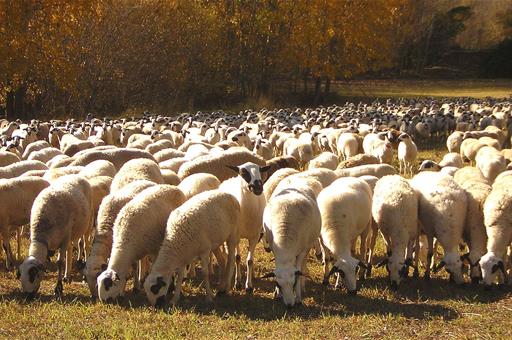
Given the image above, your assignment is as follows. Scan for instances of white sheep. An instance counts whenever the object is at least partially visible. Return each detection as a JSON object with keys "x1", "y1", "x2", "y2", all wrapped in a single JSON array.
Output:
[
  {"x1": 446, "y1": 131, "x2": 464, "y2": 153},
  {"x1": 0, "y1": 150, "x2": 20, "y2": 167},
  {"x1": 144, "y1": 190, "x2": 241, "y2": 306},
  {"x1": 409, "y1": 172, "x2": 467, "y2": 283},
  {"x1": 21, "y1": 140, "x2": 51, "y2": 160},
  {"x1": 460, "y1": 138, "x2": 485, "y2": 164},
  {"x1": 397, "y1": 133, "x2": 417, "y2": 176},
  {"x1": 219, "y1": 162, "x2": 269, "y2": 293},
  {"x1": 78, "y1": 160, "x2": 117, "y2": 179},
  {"x1": 85, "y1": 180, "x2": 156, "y2": 297},
  {"x1": 18, "y1": 175, "x2": 94, "y2": 297},
  {"x1": 110, "y1": 158, "x2": 163, "y2": 192},
  {"x1": 475, "y1": 146, "x2": 506, "y2": 182},
  {"x1": 0, "y1": 160, "x2": 48, "y2": 179},
  {"x1": 480, "y1": 176, "x2": 512, "y2": 287},
  {"x1": 97, "y1": 185, "x2": 185, "y2": 302},
  {"x1": 177, "y1": 173, "x2": 220, "y2": 200},
  {"x1": 262, "y1": 177, "x2": 322, "y2": 307},
  {"x1": 453, "y1": 167, "x2": 491, "y2": 283},
  {"x1": 336, "y1": 133, "x2": 359, "y2": 160},
  {"x1": 0, "y1": 176, "x2": 49, "y2": 270},
  {"x1": 308, "y1": 152, "x2": 339, "y2": 170},
  {"x1": 27, "y1": 147, "x2": 63, "y2": 164},
  {"x1": 336, "y1": 163, "x2": 397, "y2": 178},
  {"x1": 372, "y1": 175, "x2": 419, "y2": 290},
  {"x1": 318, "y1": 177, "x2": 372, "y2": 294},
  {"x1": 70, "y1": 148, "x2": 155, "y2": 170},
  {"x1": 263, "y1": 167, "x2": 299, "y2": 202}
]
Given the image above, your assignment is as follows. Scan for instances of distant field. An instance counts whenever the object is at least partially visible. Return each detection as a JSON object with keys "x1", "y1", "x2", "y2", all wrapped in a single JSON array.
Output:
[{"x1": 332, "y1": 79, "x2": 512, "y2": 99}]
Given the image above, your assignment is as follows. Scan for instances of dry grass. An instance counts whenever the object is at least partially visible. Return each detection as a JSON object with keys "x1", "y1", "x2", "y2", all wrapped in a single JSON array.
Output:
[{"x1": 1, "y1": 142, "x2": 511, "y2": 339}]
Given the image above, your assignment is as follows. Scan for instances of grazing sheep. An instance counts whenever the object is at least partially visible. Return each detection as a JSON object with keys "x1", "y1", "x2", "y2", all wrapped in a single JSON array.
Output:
[
  {"x1": 70, "y1": 148, "x2": 155, "y2": 170},
  {"x1": 336, "y1": 154, "x2": 379, "y2": 169},
  {"x1": 178, "y1": 148, "x2": 265, "y2": 181},
  {"x1": 336, "y1": 164, "x2": 397, "y2": 178},
  {"x1": 480, "y1": 176, "x2": 512, "y2": 287},
  {"x1": 85, "y1": 180, "x2": 156, "y2": 297},
  {"x1": 0, "y1": 151, "x2": 21, "y2": 167},
  {"x1": 262, "y1": 177, "x2": 322, "y2": 307},
  {"x1": 97, "y1": 185, "x2": 185, "y2": 302},
  {"x1": 460, "y1": 138, "x2": 485, "y2": 164},
  {"x1": 177, "y1": 173, "x2": 220, "y2": 200},
  {"x1": 410, "y1": 172, "x2": 467, "y2": 283},
  {"x1": 453, "y1": 167, "x2": 492, "y2": 283},
  {"x1": 308, "y1": 152, "x2": 339, "y2": 171},
  {"x1": 397, "y1": 133, "x2": 417, "y2": 176},
  {"x1": 110, "y1": 158, "x2": 163, "y2": 192},
  {"x1": 475, "y1": 146, "x2": 506, "y2": 182},
  {"x1": 18, "y1": 175, "x2": 94, "y2": 297},
  {"x1": 260, "y1": 155, "x2": 300, "y2": 182},
  {"x1": 263, "y1": 167, "x2": 300, "y2": 202},
  {"x1": 144, "y1": 190, "x2": 241, "y2": 306},
  {"x1": 318, "y1": 177, "x2": 372, "y2": 294},
  {"x1": 0, "y1": 177, "x2": 49, "y2": 270},
  {"x1": 419, "y1": 153, "x2": 464, "y2": 172},
  {"x1": 0, "y1": 160, "x2": 48, "y2": 179},
  {"x1": 372, "y1": 175, "x2": 419, "y2": 290}
]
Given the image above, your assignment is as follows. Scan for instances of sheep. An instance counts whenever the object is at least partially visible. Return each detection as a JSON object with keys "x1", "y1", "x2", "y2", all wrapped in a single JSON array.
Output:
[
  {"x1": 160, "y1": 169, "x2": 181, "y2": 186},
  {"x1": 493, "y1": 170, "x2": 512, "y2": 185},
  {"x1": 262, "y1": 177, "x2": 322, "y2": 307},
  {"x1": 336, "y1": 133, "x2": 359, "y2": 160},
  {"x1": 110, "y1": 158, "x2": 163, "y2": 192},
  {"x1": 337, "y1": 154, "x2": 379, "y2": 169},
  {"x1": 397, "y1": 133, "x2": 417, "y2": 176},
  {"x1": 289, "y1": 168, "x2": 337, "y2": 189},
  {"x1": 475, "y1": 146, "x2": 506, "y2": 182},
  {"x1": 318, "y1": 177, "x2": 372, "y2": 294},
  {"x1": 49, "y1": 155, "x2": 75, "y2": 168},
  {"x1": 20, "y1": 170, "x2": 47, "y2": 178},
  {"x1": 419, "y1": 153, "x2": 464, "y2": 172},
  {"x1": 409, "y1": 172, "x2": 467, "y2": 283},
  {"x1": 453, "y1": 167, "x2": 492, "y2": 283},
  {"x1": 260, "y1": 155, "x2": 300, "y2": 182},
  {"x1": 336, "y1": 164, "x2": 397, "y2": 178},
  {"x1": 153, "y1": 148, "x2": 185, "y2": 163},
  {"x1": 480, "y1": 176, "x2": 512, "y2": 287},
  {"x1": 27, "y1": 147, "x2": 63, "y2": 164},
  {"x1": 0, "y1": 176, "x2": 49, "y2": 270},
  {"x1": 18, "y1": 175, "x2": 94, "y2": 297},
  {"x1": 479, "y1": 136, "x2": 501, "y2": 150},
  {"x1": 78, "y1": 160, "x2": 117, "y2": 179},
  {"x1": 144, "y1": 190, "x2": 241, "y2": 306},
  {"x1": 159, "y1": 157, "x2": 188, "y2": 173},
  {"x1": 263, "y1": 167, "x2": 300, "y2": 202},
  {"x1": 97, "y1": 185, "x2": 185, "y2": 302},
  {"x1": 145, "y1": 140, "x2": 174, "y2": 155},
  {"x1": 284, "y1": 138, "x2": 314, "y2": 167},
  {"x1": 446, "y1": 131, "x2": 464, "y2": 153},
  {"x1": 43, "y1": 166, "x2": 84, "y2": 182},
  {"x1": 85, "y1": 180, "x2": 157, "y2": 297},
  {"x1": 253, "y1": 137, "x2": 273, "y2": 160},
  {"x1": 460, "y1": 138, "x2": 485, "y2": 163},
  {"x1": 0, "y1": 160, "x2": 48, "y2": 179},
  {"x1": 372, "y1": 175, "x2": 419, "y2": 290},
  {"x1": 177, "y1": 173, "x2": 220, "y2": 200},
  {"x1": 219, "y1": 162, "x2": 269, "y2": 293},
  {"x1": 70, "y1": 148, "x2": 155, "y2": 170},
  {"x1": 21, "y1": 140, "x2": 51, "y2": 160},
  {"x1": 177, "y1": 148, "x2": 265, "y2": 181},
  {"x1": 0, "y1": 151, "x2": 20, "y2": 167},
  {"x1": 308, "y1": 152, "x2": 339, "y2": 171}
]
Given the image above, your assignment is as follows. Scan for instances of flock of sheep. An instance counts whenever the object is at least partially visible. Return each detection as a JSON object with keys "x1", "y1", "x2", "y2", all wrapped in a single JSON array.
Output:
[{"x1": 0, "y1": 98, "x2": 511, "y2": 308}]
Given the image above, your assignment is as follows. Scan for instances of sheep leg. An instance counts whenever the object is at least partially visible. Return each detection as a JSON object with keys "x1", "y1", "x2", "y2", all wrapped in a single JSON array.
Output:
[
  {"x1": 63, "y1": 244, "x2": 73, "y2": 283},
  {"x1": 55, "y1": 247, "x2": 66, "y2": 297},
  {"x1": 200, "y1": 253, "x2": 213, "y2": 302},
  {"x1": 412, "y1": 234, "x2": 420, "y2": 278},
  {"x1": 234, "y1": 245, "x2": 243, "y2": 290},
  {"x1": 170, "y1": 270, "x2": 185, "y2": 305},
  {"x1": 245, "y1": 237, "x2": 258, "y2": 294},
  {"x1": 313, "y1": 239, "x2": 323, "y2": 261},
  {"x1": 16, "y1": 227, "x2": 22, "y2": 262},
  {"x1": 358, "y1": 229, "x2": 369, "y2": 280},
  {"x1": 1, "y1": 229, "x2": 14, "y2": 271},
  {"x1": 295, "y1": 251, "x2": 307, "y2": 304},
  {"x1": 220, "y1": 241, "x2": 236, "y2": 295},
  {"x1": 365, "y1": 220, "x2": 378, "y2": 278},
  {"x1": 424, "y1": 235, "x2": 435, "y2": 280},
  {"x1": 399, "y1": 160, "x2": 403, "y2": 175}
]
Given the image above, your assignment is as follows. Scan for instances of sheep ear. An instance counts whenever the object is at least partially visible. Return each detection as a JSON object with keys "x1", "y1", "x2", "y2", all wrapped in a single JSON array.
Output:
[
  {"x1": 260, "y1": 272, "x2": 276, "y2": 279},
  {"x1": 226, "y1": 165, "x2": 239, "y2": 173},
  {"x1": 259, "y1": 165, "x2": 271, "y2": 173}
]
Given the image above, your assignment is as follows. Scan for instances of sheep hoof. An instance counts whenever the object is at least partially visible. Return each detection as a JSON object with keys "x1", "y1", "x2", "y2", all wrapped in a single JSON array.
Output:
[
  {"x1": 54, "y1": 281, "x2": 63, "y2": 297},
  {"x1": 245, "y1": 287, "x2": 254, "y2": 295}
]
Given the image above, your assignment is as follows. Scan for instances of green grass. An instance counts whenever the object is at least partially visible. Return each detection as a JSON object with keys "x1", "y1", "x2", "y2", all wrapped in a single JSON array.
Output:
[{"x1": 1, "y1": 143, "x2": 511, "y2": 339}]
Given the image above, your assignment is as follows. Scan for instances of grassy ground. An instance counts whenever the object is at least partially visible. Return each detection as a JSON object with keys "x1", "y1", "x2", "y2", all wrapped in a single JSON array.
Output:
[
  {"x1": 1, "y1": 142, "x2": 511, "y2": 339},
  {"x1": 332, "y1": 79, "x2": 512, "y2": 99}
]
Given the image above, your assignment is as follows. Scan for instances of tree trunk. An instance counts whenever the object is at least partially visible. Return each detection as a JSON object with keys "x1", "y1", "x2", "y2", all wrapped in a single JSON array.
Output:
[
  {"x1": 6, "y1": 90, "x2": 14, "y2": 120},
  {"x1": 325, "y1": 78, "x2": 331, "y2": 95},
  {"x1": 14, "y1": 86, "x2": 26, "y2": 120},
  {"x1": 314, "y1": 77, "x2": 322, "y2": 105},
  {"x1": 303, "y1": 75, "x2": 308, "y2": 94}
]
